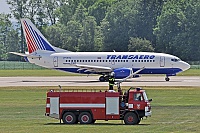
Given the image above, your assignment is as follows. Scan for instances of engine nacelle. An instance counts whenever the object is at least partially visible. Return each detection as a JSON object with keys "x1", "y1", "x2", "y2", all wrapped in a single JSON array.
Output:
[{"x1": 113, "y1": 68, "x2": 133, "y2": 79}]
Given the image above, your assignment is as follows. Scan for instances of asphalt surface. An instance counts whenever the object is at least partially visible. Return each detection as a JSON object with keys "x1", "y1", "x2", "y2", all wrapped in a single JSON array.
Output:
[{"x1": 0, "y1": 76, "x2": 200, "y2": 87}]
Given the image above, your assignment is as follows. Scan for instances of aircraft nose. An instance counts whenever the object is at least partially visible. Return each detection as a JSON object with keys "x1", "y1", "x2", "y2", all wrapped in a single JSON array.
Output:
[{"x1": 181, "y1": 61, "x2": 190, "y2": 71}]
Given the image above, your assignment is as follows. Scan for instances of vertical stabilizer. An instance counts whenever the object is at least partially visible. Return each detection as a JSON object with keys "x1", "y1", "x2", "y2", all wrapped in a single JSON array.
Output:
[{"x1": 21, "y1": 18, "x2": 69, "y2": 53}]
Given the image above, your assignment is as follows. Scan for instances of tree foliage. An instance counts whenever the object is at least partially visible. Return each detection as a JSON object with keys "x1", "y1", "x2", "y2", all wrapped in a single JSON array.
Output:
[
  {"x1": 0, "y1": 13, "x2": 20, "y2": 61},
  {"x1": 101, "y1": 0, "x2": 141, "y2": 51},
  {"x1": 128, "y1": 37, "x2": 154, "y2": 52},
  {"x1": 154, "y1": 0, "x2": 200, "y2": 61},
  {"x1": 0, "y1": 0, "x2": 199, "y2": 61}
]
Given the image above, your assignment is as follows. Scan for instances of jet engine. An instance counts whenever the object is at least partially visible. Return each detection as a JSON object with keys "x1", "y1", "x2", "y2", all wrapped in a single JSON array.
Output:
[{"x1": 113, "y1": 68, "x2": 133, "y2": 79}]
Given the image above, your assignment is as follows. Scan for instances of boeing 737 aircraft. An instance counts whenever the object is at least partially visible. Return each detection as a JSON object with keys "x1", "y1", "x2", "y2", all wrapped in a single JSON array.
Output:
[{"x1": 10, "y1": 18, "x2": 190, "y2": 81}]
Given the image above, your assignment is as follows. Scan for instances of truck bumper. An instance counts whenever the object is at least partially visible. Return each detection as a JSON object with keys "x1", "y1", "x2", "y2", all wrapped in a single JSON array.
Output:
[{"x1": 145, "y1": 111, "x2": 152, "y2": 117}]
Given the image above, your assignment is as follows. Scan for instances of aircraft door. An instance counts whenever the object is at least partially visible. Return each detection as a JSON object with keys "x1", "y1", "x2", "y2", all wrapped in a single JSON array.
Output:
[
  {"x1": 160, "y1": 56, "x2": 165, "y2": 67},
  {"x1": 53, "y1": 56, "x2": 58, "y2": 67}
]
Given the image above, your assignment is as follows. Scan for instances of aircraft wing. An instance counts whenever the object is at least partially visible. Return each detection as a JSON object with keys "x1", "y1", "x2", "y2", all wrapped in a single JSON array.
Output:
[
  {"x1": 9, "y1": 52, "x2": 41, "y2": 59},
  {"x1": 73, "y1": 64, "x2": 112, "y2": 73},
  {"x1": 117, "y1": 66, "x2": 145, "y2": 84}
]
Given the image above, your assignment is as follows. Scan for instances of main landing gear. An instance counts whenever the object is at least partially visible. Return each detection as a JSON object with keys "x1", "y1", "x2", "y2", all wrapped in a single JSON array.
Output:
[{"x1": 99, "y1": 75, "x2": 109, "y2": 82}]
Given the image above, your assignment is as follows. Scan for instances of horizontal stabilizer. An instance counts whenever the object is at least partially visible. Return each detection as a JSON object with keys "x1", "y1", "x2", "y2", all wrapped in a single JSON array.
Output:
[{"x1": 9, "y1": 52, "x2": 41, "y2": 59}]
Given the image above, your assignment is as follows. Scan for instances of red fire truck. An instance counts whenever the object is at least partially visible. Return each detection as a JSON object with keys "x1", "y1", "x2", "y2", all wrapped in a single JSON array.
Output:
[{"x1": 45, "y1": 87, "x2": 152, "y2": 125}]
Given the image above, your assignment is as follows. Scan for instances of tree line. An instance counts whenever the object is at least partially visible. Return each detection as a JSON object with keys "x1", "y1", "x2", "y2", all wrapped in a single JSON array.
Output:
[{"x1": 0, "y1": 0, "x2": 200, "y2": 61}]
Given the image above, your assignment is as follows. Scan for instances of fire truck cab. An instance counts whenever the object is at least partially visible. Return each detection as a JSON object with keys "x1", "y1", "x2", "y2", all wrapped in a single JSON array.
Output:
[{"x1": 45, "y1": 87, "x2": 152, "y2": 125}]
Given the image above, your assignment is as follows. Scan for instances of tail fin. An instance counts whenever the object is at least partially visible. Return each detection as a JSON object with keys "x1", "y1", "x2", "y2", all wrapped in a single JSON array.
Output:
[{"x1": 21, "y1": 18, "x2": 69, "y2": 53}]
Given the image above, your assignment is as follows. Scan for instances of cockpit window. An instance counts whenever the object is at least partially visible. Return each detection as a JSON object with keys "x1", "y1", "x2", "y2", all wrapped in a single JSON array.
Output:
[{"x1": 171, "y1": 58, "x2": 180, "y2": 62}]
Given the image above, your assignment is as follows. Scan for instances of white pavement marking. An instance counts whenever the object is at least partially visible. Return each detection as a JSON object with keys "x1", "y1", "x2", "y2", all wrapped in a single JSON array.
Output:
[{"x1": 0, "y1": 76, "x2": 200, "y2": 87}]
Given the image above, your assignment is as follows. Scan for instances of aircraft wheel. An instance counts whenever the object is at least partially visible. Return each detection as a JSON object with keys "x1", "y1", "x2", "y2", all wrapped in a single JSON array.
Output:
[
  {"x1": 99, "y1": 76, "x2": 105, "y2": 82},
  {"x1": 105, "y1": 76, "x2": 109, "y2": 82},
  {"x1": 165, "y1": 77, "x2": 170, "y2": 81}
]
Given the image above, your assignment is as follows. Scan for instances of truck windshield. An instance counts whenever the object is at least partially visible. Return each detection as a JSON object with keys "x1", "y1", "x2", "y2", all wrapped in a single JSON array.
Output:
[{"x1": 143, "y1": 92, "x2": 148, "y2": 101}]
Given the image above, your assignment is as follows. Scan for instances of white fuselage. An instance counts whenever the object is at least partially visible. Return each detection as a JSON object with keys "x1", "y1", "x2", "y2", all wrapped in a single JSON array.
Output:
[{"x1": 27, "y1": 51, "x2": 190, "y2": 76}]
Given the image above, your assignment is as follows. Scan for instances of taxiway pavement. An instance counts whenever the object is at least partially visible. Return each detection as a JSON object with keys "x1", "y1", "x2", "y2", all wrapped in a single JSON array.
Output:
[{"x1": 0, "y1": 76, "x2": 200, "y2": 87}]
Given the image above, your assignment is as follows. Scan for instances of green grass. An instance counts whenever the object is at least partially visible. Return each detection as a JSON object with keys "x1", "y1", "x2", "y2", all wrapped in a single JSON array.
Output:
[
  {"x1": 0, "y1": 86, "x2": 199, "y2": 133},
  {"x1": 177, "y1": 69, "x2": 200, "y2": 76},
  {"x1": 0, "y1": 68, "x2": 200, "y2": 77}
]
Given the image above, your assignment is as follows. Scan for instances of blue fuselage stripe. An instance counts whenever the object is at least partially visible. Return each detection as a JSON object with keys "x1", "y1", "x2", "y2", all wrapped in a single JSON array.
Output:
[{"x1": 55, "y1": 68, "x2": 182, "y2": 75}]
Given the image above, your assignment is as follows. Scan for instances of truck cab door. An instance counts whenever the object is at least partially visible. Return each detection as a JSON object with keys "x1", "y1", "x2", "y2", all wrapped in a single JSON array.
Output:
[
  {"x1": 133, "y1": 92, "x2": 146, "y2": 110},
  {"x1": 128, "y1": 92, "x2": 145, "y2": 110}
]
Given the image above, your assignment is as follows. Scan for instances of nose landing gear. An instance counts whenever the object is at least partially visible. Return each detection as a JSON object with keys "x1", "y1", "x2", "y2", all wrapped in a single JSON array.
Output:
[{"x1": 165, "y1": 76, "x2": 170, "y2": 81}]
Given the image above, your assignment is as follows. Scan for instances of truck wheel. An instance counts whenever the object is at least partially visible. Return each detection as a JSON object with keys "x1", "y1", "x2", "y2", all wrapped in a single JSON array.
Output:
[
  {"x1": 136, "y1": 118, "x2": 141, "y2": 124},
  {"x1": 91, "y1": 119, "x2": 96, "y2": 124},
  {"x1": 78, "y1": 112, "x2": 92, "y2": 124},
  {"x1": 62, "y1": 112, "x2": 77, "y2": 124},
  {"x1": 124, "y1": 112, "x2": 139, "y2": 125}
]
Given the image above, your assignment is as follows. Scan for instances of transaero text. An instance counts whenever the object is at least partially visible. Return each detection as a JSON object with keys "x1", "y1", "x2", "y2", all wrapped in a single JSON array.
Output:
[{"x1": 106, "y1": 55, "x2": 155, "y2": 60}]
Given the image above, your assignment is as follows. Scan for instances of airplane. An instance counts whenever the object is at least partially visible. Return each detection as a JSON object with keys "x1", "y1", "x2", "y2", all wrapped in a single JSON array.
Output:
[{"x1": 10, "y1": 18, "x2": 190, "y2": 82}]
